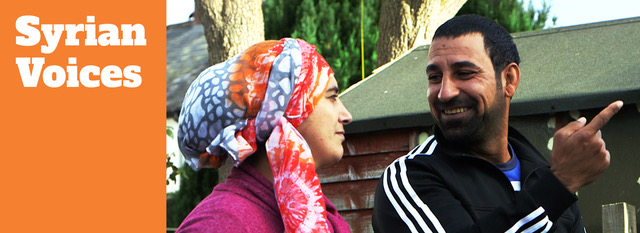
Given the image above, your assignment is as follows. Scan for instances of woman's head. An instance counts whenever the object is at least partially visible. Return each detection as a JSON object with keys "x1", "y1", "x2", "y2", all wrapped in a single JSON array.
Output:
[
  {"x1": 177, "y1": 38, "x2": 351, "y2": 168},
  {"x1": 297, "y1": 77, "x2": 352, "y2": 168},
  {"x1": 177, "y1": 38, "x2": 350, "y2": 232}
]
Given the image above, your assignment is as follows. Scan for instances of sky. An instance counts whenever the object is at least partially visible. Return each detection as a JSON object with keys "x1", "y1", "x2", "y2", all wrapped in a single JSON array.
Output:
[
  {"x1": 530, "y1": 0, "x2": 640, "y2": 27},
  {"x1": 166, "y1": 0, "x2": 195, "y2": 25},
  {"x1": 167, "y1": 0, "x2": 640, "y2": 28}
]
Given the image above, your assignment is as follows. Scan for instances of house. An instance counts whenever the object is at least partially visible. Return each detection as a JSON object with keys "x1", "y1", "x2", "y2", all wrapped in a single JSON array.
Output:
[
  {"x1": 333, "y1": 17, "x2": 640, "y2": 232},
  {"x1": 166, "y1": 22, "x2": 208, "y2": 121}
]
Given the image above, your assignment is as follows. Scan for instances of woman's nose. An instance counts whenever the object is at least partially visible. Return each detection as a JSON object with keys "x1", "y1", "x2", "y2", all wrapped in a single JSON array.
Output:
[{"x1": 338, "y1": 100, "x2": 352, "y2": 125}]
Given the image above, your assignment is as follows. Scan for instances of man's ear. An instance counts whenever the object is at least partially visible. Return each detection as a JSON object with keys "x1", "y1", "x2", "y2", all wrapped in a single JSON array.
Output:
[{"x1": 502, "y1": 62, "x2": 520, "y2": 98}]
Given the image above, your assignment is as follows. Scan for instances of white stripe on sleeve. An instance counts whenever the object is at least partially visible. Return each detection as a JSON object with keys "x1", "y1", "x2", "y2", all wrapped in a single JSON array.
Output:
[
  {"x1": 522, "y1": 214, "x2": 553, "y2": 233},
  {"x1": 382, "y1": 166, "x2": 420, "y2": 233},
  {"x1": 425, "y1": 140, "x2": 438, "y2": 155},
  {"x1": 506, "y1": 206, "x2": 546, "y2": 233},
  {"x1": 399, "y1": 157, "x2": 445, "y2": 232},
  {"x1": 409, "y1": 136, "x2": 434, "y2": 159},
  {"x1": 389, "y1": 159, "x2": 433, "y2": 232}
]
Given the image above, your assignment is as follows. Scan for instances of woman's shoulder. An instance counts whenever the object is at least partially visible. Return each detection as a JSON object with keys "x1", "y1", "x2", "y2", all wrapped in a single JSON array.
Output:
[
  {"x1": 176, "y1": 190, "x2": 284, "y2": 233},
  {"x1": 177, "y1": 207, "x2": 283, "y2": 233},
  {"x1": 198, "y1": 185, "x2": 276, "y2": 215}
]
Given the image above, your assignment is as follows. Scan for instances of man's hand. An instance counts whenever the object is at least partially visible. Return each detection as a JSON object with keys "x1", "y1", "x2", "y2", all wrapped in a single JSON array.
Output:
[{"x1": 550, "y1": 101, "x2": 623, "y2": 193}]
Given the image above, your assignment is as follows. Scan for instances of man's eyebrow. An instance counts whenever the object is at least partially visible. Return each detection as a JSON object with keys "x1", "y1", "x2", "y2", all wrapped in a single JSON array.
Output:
[
  {"x1": 451, "y1": 61, "x2": 480, "y2": 70},
  {"x1": 426, "y1": 64, "x2": 440, "y2": 72},
  {"x1": 427, "y1": 61, "x2": 480, "y2": 73}
]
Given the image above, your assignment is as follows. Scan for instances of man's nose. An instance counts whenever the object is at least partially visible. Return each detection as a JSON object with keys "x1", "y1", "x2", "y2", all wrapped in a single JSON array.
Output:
[{"x1": 437, "y1": 76, "x2": 459, "y2": 102}]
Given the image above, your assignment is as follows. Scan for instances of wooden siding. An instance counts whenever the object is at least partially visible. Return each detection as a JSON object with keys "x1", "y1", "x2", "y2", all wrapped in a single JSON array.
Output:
[
  {"x1": 317, "y1": 128, "x2": 416, "y2": 233},
  {"x1": 339, "y1": 209, "x2": 374, "y2": 233}
]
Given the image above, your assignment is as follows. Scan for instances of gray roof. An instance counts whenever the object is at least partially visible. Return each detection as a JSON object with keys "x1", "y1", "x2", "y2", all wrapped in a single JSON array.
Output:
[
  {"x1": 166, "y1": 22, "x2": 209, "y2": 117},
  {"x1": 340, "y1": 17, "x2": 640, "y2": 133}
]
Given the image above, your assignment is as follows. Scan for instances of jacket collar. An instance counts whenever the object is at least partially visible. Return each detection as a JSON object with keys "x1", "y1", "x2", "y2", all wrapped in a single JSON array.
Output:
[{"x1": 433, "y1": 125, "x2": 549, "y2": 167}]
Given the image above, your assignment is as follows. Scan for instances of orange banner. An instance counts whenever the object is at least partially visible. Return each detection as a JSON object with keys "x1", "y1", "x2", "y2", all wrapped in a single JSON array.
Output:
[{"x1": 1, "y1": 1, "x2": 166, "y2": 232}]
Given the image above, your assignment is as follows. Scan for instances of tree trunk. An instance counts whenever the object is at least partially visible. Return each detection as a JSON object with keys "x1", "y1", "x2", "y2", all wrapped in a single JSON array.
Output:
[
  {"x1": 376, "y1": 0, "x2": 467, "y2": 67},
  {"x1": 193, "y1": 0, "x2": 264, "y2": 184},
  {"x1": 195, "y1": 0, "x2": 265, "y2": 65}
]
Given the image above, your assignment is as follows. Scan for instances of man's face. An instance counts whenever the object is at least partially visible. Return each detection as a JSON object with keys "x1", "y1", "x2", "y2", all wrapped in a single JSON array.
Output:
[{"x1": 426, "y1": 33, "x2": 507, "y2": 143}]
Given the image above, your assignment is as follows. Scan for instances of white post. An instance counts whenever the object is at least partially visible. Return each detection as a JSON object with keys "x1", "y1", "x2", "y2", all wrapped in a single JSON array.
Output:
[{"x1": 602, "y1": 202, "x2": 637, "y2": 233}]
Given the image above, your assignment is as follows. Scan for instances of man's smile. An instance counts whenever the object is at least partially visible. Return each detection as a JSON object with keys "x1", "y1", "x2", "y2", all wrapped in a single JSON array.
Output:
[{"x1": 443, "y1": 107, "x2": 470, "y2": 115}]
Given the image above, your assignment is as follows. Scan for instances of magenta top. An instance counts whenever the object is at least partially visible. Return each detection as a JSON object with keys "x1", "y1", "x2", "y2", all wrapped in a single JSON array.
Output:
[{"x1": 176, "y1": 162, "x2": 351, "y2": 233}]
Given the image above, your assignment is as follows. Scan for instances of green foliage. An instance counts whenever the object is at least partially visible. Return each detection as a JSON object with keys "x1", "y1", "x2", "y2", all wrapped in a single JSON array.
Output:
[
  {"x1": 263, "y1": 0, "x2": 380, "y2": 91},
  {"x1": 166, "y1": 125, "x2": 182, "y2": 185},
  {"x1": 263, "y1": 0, "x2": 299, "y2": 40},
  {"x1": 167, "y1": 165, "x2": 218, "y2": 228},
  {"x1": 457, "y1": 0, "x2": 558, "y2": 32},
  {"x1": 291, "y1": 0, "x2": 319, "y2": 46},
  {"x1": 166, "y1": 125, "x2": 218, "y2": 228}
]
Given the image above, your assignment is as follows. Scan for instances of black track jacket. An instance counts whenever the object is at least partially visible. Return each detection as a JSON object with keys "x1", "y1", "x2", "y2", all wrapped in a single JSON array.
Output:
[{"x1": 372, "y1": 126, "x2": 585, "y2": 233}]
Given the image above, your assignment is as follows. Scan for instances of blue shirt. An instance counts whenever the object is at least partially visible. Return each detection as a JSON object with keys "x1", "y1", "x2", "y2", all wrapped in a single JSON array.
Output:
[{"x1": 494, "y1": 144, "x2": 521, "y2": 191}]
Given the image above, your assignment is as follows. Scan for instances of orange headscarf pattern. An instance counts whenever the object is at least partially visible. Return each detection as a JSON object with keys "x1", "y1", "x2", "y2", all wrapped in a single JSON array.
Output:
[{"x1": 178, "y1": 38, "x2": 334, "y2": 232}]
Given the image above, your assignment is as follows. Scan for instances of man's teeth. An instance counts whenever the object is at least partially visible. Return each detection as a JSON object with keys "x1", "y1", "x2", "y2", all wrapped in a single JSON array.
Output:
[{"x1": 444, "y1": 108, "x2": 468, "y2": 115}]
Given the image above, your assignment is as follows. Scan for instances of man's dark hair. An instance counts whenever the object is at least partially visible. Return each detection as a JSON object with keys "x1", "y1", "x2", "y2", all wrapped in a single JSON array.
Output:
[{"x1": 433, "y1": 14, "x2": 520, "y2": 76}]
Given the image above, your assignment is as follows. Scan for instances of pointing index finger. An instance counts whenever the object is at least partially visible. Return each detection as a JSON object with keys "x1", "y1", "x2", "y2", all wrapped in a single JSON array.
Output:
[{"x1": 583, "y1": 101, "x2": 623, "y2": 133}]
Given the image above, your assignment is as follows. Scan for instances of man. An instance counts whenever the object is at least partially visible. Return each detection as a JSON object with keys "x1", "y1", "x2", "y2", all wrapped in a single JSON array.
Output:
[{"x1": 372, "y1": 15, "x2": 623, "y2": 233}]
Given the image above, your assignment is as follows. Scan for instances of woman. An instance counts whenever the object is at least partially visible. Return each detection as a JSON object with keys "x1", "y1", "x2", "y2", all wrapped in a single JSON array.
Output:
[{"x1": 176, "y1": 38, "x2": 352, "y2": 233}]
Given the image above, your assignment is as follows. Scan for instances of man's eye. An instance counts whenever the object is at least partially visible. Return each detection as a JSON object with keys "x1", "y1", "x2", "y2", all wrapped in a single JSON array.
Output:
[
  {"x1": 428, "y1": 75, "x2": 442, "y2": 83},
  {"x1": 457, "y1": 71, "x2": 476, "y2": 79},
  {"x1": 328, "y1": 94, "x2": 339, "y2": 100}
]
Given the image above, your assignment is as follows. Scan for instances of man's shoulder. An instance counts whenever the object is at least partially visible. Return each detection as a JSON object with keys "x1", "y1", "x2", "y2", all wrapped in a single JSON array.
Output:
[
  {"x1": 408, "y1": 135, "x2": 441, "y2": 158},
  {"x1": 385, "y1": 135, "x2": 447, "y2": 171}
]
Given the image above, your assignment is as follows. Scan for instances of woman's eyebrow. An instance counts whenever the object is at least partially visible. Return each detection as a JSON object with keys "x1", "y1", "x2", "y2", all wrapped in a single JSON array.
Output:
[{"x1": 325, "y1": 86, "x2": 339, "y2": 93}]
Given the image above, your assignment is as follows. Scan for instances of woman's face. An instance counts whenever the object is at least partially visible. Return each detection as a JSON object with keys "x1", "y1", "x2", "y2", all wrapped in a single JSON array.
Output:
[{"x1": 297, "y1": 77, "x2": 352, "y2": 169}]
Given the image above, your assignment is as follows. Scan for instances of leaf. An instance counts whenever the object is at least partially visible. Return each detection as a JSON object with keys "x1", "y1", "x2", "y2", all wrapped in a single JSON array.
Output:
[{"x1": 166, "y1": 128, "x2": 174, "y2": 138}]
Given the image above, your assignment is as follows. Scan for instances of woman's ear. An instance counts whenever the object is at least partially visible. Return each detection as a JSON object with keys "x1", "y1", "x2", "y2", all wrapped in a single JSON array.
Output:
[{"x1": 502, "y1": 62, "x2": 520, "y2": 98}]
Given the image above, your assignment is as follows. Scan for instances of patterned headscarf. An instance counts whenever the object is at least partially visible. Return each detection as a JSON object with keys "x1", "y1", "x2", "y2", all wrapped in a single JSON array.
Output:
[{"x1": 178, "y1": 38, "x2": 333, "y2": 232}]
